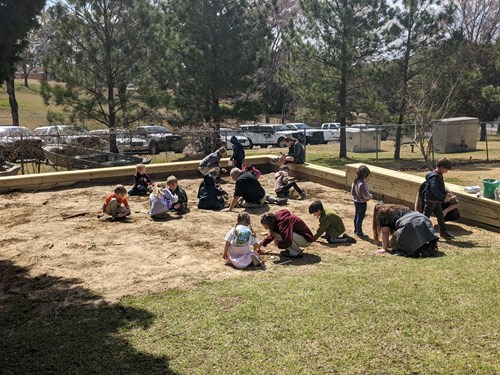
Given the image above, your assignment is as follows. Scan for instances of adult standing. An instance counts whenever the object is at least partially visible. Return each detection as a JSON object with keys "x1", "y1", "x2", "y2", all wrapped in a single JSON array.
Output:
[
  {"x1": 222, "y1": 168, "x2": 286, "y2": 212},
  {"x1": 198, "y1": 147, "x2": 227, "y2": 176},
  {"x1": 279, "y1": 135, "x2": 305, "y2": 165},
  {"x1": 229, "y1": 135, "x2": 245, "y2": 169},
  {"x1": 259, "y1": 209, "x2": 314, "y2": 258}
]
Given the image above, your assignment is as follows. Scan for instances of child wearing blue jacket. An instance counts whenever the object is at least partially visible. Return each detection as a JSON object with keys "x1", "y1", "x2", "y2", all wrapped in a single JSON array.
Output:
[
  {"x1": 197, "y1": 173, "x2": 227, "y2": 210},
  {"x1": 230, "y1": 135, "x2": 245, "y2": 169}
]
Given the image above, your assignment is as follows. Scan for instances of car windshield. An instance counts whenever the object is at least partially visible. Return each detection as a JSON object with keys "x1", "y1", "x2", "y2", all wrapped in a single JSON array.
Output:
[
  {"x1": 293, "y1": 123, "x2": 309, "y2": 129},
  {"x1": 273, "y1": 125, "x2": 288, "y2": 131},
  {"x1": 0, "y1": 127, "x2": 33, "y2": 137}
]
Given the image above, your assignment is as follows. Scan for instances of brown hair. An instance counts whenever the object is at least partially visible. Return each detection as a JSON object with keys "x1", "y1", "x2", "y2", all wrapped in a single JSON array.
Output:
[
  {"x1": 113, "y1": 184, "x2": 127, "y2": 195},
  {"x1": 436, "y1": 158, "x2": 452, "y2": 170},
  {"x1": 372, "y1": 203, "x2": 412, "y2": 243},
  {"x1": 354, "y1": 165, "x2": 371, "y2": 184},
  {"x1": 261, "y1": 212, "x2": 278, "y2": 232}
]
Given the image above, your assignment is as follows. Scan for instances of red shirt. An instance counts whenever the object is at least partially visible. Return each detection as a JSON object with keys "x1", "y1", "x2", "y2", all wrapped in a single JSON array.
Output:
[
  {"x1": 261, "y1": 209, "x2": 314, "y2": 249},
  {"x1": 103, "y1": 194, "x2": 129, "y2": 208}
]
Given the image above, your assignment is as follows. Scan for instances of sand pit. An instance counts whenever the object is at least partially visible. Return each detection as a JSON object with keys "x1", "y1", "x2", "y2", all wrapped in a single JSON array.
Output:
[{"x1": 0, "y1": 172, "x2": 494, "y2": 303}]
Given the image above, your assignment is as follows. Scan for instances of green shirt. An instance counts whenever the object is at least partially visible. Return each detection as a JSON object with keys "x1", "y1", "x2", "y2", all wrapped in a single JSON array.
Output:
[{"x1": 313, "y1": 208, "x2": 346, "y2": 241}]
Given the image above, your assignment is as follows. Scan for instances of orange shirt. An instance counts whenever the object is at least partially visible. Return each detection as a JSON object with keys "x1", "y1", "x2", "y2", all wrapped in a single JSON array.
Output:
[{"x1": 103, "y1": 194, "x2": 129, "y2": 208}]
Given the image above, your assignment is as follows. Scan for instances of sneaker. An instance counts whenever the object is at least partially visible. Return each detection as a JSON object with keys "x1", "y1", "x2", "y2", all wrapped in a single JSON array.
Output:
[
  {"x1": 356, "y1": 232, "x2": 370, "y2": 239},
  {"x1": 276, "y1": 198, "x2": 288, "y2": 206},
  {"x1": 280, "y1": 250, "x2": 303, "y2": 258},
  {"x1": 440, "y1": 232, "x2": 455, "y2": 240},
  {"x1": 298, "y1": 192, "x2": 308, "y2": 200}
]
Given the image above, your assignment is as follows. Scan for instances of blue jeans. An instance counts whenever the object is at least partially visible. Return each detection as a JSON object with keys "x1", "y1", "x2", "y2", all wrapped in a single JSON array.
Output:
[{"x1": 354, "y1": 202, "x2": 367, "y2": 234}]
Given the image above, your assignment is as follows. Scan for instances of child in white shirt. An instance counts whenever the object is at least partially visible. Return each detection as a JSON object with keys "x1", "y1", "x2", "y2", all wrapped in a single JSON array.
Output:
[{"x1": 223, "y1": 212, "x2": 262, "y2": 269}]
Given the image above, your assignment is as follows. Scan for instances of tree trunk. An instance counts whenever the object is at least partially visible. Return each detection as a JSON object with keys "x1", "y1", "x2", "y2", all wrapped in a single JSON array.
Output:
[
  {"x1": 6, "y1": 76, "x2": 20, "y2": 126},
  {"x1": 107, "y1": 84, "x2": 118, "y2": 153},
  {"x1": 479, "y1": 122, "x2": 486, "y2": 141},
  {"x1": 23, "y1": 67, "x2": 29, "y2": 87}
]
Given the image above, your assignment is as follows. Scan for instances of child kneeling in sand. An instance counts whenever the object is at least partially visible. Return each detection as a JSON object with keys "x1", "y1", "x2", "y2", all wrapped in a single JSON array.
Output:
[
  {"x1": 309, "y1": 200, "x2": 356, "y2": 244},
  {"x1": 149, "y1": 182, "x2": 178, "y2": 219},
  {"x1": 100, "y1": 185, "x2": 131, "y2": 220},
  {"x1": 223, "y1": 212, "x2": 262, "y2": 269}
]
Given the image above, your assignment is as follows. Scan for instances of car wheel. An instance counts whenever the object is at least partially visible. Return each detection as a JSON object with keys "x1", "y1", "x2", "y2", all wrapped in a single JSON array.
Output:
[
  {"x1": 194, "y1": 142, "x2": 202, "y2": 153},
  {"x1": 277, "y1": 137, "x2": 285, "y2": 148},
  {"x1": 149, "y1": 141, "x2": 160, "y2": 154},
  {"x1": 247, "y1": 139, "x2": 254, "y2": 149}
]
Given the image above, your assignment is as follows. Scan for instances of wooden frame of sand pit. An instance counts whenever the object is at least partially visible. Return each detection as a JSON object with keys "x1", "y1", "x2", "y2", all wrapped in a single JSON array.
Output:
[{"x1": 1, "y1": 156, "x2": 498, "y2": 229}]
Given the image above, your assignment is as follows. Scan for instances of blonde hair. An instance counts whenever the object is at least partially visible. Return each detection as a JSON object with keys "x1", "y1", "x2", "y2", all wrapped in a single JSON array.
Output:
[
  {"x1": 135, "y1": 164, "x2": 146, "y2": 173},
  {"x1": 113, "y1": 184, "x2": 127, "y2": 195},
  {"x1": 152, "y1": 182, "x2": 166, "y2": 198},
  {"x1": 166, "y1": 175, "x2": 178, "y2": 185}
]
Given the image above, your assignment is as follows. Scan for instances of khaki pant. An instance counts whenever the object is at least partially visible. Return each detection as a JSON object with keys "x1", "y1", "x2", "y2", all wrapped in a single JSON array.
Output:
[
  {"x1": 276, "y1": 232, "x2": 310, "y2": 256},
  {"x1": 104, "y1": 198, "x2": 128, "y2": 217}
]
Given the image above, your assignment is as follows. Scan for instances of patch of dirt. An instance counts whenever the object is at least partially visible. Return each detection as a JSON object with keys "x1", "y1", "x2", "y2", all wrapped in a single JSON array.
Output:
[{"x1": 1, "y1": 172, "x2": 497, "y2": 303}]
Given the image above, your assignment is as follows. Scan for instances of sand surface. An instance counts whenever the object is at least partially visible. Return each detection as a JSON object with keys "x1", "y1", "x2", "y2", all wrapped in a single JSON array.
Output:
[{"x1": 1, "y1": 172, "x2": 494, "y2": 303}]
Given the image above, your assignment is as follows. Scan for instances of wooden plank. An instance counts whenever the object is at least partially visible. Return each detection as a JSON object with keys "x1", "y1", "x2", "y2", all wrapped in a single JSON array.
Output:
[{"x1": 0, "y1": 155, "x2": 272, "y2": 193}]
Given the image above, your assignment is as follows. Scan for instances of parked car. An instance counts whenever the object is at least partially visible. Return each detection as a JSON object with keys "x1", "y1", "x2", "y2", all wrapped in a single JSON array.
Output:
[
  {"x1": 90, "y1": 129, "x2": 149, "y2": 154},
  {"x1": 219, "y1": 128, "x2": 252, "y2": 149},
  {"x1": 239, "y1": 124, "x2": 304, "y2": 148},
  {"x1": 285, "y1": 123, "x2": 325, "y2": 145},
  {"x1": 135, "y1": 125, "x2": 186, "y2": 154},
  {"x1": 0, "y1": 126, "x2": 44, "y2": 161},
  {"x1": 34, "y1": 125, "x2": 105, "y2": 149},
  {"x1": 320, "y1": 123, "x2": 341, "y2": 141}
]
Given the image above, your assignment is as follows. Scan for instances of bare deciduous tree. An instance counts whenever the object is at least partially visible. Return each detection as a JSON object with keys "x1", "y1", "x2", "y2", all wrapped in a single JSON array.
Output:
[{"x1": 453, "y1": 0, "x2": 500, "y2": 44}]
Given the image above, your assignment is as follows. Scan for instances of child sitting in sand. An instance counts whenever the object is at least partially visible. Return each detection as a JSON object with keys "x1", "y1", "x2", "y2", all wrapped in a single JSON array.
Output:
[
  {"x1": 149, "y1": 182, "x2": 178, "y2": 219},
  {"x1": 128, "y1": 164, "x2": 154, "y2": 196},
  {"x1": 197, "y1": 172, "x2": 227, "y2": 210},
  {"x1": 99, "y1": 184, "x2": 131, "y2": 220},
  {"x1": 223, "y1": 212, "x2": 262, "y2": 269},
  {"x1": 309, "y1": 200, "x2": 356, "y2": 244},
  {"x1": 166, "y1": 175, "x2": 188, "y2": 214},
  {"x1": 275, "y1": 165, "x2": 307, "y2": 200}
]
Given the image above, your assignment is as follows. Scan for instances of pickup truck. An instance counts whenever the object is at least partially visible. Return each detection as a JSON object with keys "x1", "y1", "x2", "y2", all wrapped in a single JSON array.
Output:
[
  {"x1": 285, "y1": 123, "x2": 325, "y2": 145},
  {"x1": 239, "y1": 124, "x2": 304, "y2": 148},
  {"x1": 320, "y1": 123, "x2": 341, "y2": 141}
]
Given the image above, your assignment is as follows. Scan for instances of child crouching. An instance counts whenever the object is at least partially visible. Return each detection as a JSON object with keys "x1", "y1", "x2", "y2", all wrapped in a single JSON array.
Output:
[
  {"x1": 309, "y1": 200, "x2": 356, "y2": 244},
  {"x1": 149, "y1": 182, "x2": 178, "y2": 219},
  {"x1": 100, "y1": 185, "x2": 131, "y2": 220},
  {"x1": 223, "y1": 212, "x2": 262, "y2": 269}
]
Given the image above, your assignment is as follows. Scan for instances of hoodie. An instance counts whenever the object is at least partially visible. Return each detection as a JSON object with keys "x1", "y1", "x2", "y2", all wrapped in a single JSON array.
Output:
[
  {"x1": 197, "y1": 173, "x2": 225, "y2": 209},
  {"x1": 261, "y1": 209, "x2": 314, "y2": 249},
  {"x1": 230, "y1": 135, "x2": 245, "y2": 162}
]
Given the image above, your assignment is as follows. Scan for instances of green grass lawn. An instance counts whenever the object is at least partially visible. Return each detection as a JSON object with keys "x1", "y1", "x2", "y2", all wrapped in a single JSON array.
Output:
[{"x1": 1, "y1": 245, "x2": 498, "y2": 374}]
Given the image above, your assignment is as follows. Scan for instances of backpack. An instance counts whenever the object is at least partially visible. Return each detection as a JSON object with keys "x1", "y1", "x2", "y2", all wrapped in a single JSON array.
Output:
[{"x1": 417, "y1": 180, "x2": 429, "y2": 213}]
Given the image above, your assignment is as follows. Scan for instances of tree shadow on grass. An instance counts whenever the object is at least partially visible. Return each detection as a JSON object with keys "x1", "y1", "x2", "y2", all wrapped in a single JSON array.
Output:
[{"x1": 0, "y1": 260, "x2": 176, "y2": 375}]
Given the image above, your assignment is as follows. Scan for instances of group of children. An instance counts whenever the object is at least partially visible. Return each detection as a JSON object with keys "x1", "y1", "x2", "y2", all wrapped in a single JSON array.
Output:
[
  {"x1": 99, "y1": 164, "x2": 188, "y2": 220},
  {"x1": 100, "y1": 156, "x2": 457, "y2": 269}
]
